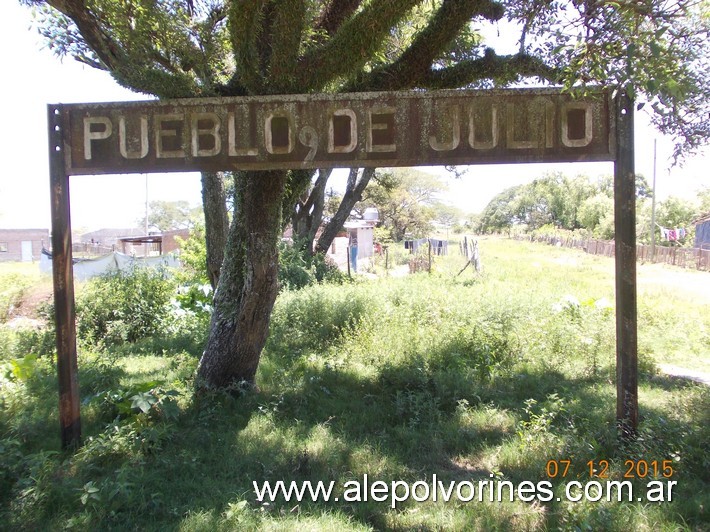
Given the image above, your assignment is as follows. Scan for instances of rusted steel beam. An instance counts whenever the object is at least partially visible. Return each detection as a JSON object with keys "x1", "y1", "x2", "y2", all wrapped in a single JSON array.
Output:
[
  {"x1": 47, "y1": 87, "x2": 626, "y2": 449},
  {"x1": 60, "y1": 88, "x2": 615, "y2": 175},
  {"x1": 48, "y1": 105, "x2": 81, "y2": 449},
  {"x1": 613, "y1": 92, "x2": 638, "y2": 439}
]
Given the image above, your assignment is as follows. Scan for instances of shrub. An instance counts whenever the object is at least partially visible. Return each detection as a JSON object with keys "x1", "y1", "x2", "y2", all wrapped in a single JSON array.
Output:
[
  {"x1": 0, "y1": 274, "x2": 33, "y2": 323},
  {"x1": 12, "y1": 327, "x2": 56, "y2": 359},
  {"x1": 174, "y1": 223, "x2": 209, "y2": 285},
  {"x1": 268, "y1": 283, "x2": 371, "y2": 354},
  {"x1": 278, "y1": 240, "x2": 345, "y2": 291},
  {"x1": 1, "y1": 326, "x2": 55, "y2": 363},
  {"x1": 76, "y1": 267, "x2": 176, "y2": 348}
]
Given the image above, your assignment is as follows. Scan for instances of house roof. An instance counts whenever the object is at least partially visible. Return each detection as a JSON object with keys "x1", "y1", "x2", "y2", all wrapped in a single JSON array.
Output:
[
  {"x1": 80, "y1": 228, "x2": 143, "y2": 242},
  {"x1": 0, "y1": 228, "x2": 49, "y2": 235},
  {"x1": 693, "y1": 212, "x2": 710, "y2": 225},
  {"x1": 343, "y1": 220, "x2": 376, "y2": 229}
]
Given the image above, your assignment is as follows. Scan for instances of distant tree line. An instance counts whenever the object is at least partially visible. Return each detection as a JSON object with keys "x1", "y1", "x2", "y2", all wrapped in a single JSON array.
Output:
[{"x1": 477, "y1": 172, "x2": 710, "y2": 247}]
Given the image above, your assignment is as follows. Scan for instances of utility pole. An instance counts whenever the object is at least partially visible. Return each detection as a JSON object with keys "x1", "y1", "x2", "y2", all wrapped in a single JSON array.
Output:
[
  {"x1": 144, "y1": 174, "x2": 149, "y2": 236},
  {"x1": 650, "y1": 139, "x2": 657, "y2": 261}
]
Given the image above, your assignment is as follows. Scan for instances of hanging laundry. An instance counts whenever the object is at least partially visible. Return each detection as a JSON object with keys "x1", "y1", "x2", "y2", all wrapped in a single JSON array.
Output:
[
  {"x1": 668, "y1": 229, "x2": 677, "y2": 241},
  {"x1": 678, "y1": 227, "x2": 687, "y2": 239}
]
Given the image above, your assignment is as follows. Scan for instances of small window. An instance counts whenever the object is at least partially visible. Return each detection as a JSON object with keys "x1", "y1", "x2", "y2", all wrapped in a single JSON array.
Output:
[{"x1": 0, "y1": 242, "x2": 8, "y2": 252}]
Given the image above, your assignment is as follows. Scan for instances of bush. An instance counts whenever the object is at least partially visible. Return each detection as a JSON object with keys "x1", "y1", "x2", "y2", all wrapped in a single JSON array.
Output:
[
  {"x1": 0, "y1": 274, "x2": 33, "y2": 323},
  {"x1": 278, "y1": 241, "x2": 345, "y2": 291},
  {"x1": 76, "y1": 267, "x2": 176, "y2": 348},
  {"x1": 12, "y1": 327, "x2": 56, "y2": 359},
  {"x1": 174, "y1": 224, "x2": 209, "y2": 285}
]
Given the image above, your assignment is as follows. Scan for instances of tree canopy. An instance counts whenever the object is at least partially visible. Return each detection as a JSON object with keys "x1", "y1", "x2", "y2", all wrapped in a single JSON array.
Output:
[
  {"x1": 25, "y1": 0, "x2": 710, "y2": 158},
  {"x1": 23, "y1": 0, "x2": 710, "y2": 389},
  {"x1": 139, "y1": 200, "x2": 202, "y2": 232},
  {"x1": 478, "y1": 171, "x2": 703, "y2": 246},
  {"x1": 358, "y1": 168, "x2": 448, "y2": 241}
]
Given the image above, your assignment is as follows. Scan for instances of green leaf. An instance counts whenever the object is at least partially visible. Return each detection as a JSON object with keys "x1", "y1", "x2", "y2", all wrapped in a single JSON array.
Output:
[
  {"x1": 160, "y1": 399, "x2": 180, "y2": 421},
  {"x1": 131, "y1": 380, "x2": 163, "y2": 393},
  {"x1": 649, "y1": 41, "x2": 663, "y2": 58},
  {"x1": 10, "y1": 354, "x2": 39, "y2": 382},
  {"x1": 131, "y1": 392, "x2": 158, "y2": 414}
]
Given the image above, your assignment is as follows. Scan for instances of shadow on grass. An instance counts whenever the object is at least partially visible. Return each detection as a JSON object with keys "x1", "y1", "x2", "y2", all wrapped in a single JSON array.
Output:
[{"x1": 2, "y1": 351, "x2": 708, "y2": 531}]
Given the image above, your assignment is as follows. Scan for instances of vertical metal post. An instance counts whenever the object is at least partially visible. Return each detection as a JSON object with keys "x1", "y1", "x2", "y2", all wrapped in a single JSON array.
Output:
[
  {"x1": 48, "y1": 105, "x2": 81, "y2": 449},
  {"x1": 144, "y1": 174, "x2": 149, "y2": 236},
  {"x1": 613, "y1": 92, "x2": 638, "y2": 439},
  {"x1": 650, "y1": 139, "x2": 657, "y2": 261}
]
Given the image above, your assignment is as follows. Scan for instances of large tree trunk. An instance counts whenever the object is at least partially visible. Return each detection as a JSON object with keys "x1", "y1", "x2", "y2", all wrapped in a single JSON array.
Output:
[
  {"x1": 197, "y1": 170, "x2": 287, "y2": 388},
  {"x1": 200, "y1": 171, "x2": 229, "y2": 289}
]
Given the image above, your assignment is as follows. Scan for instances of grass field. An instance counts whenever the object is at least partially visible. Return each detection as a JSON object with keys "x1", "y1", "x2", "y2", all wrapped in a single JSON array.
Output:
[{"x1": 0, "y1": 238, "x2": 708, "y2": 531}]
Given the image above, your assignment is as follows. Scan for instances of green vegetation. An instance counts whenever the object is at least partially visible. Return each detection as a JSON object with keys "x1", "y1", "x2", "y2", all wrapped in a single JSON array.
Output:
[
  {"x1": 0, "y1": 263, "x2": 45, "y2": 324},
  {"x1": 358, "y1": 169, "x2": 450, "y2": 242},
  {"x1": 138, "y1": 200, "x2": 203, "y2": 233},
  {"x1": 31, "y1": 0, "x2": 710, "y2": 391},
  {"x1": 0, "y1": 239, "x2": 708, "y2": 530},
  {"x1": 76, "y1": 267, "x2": 177, "y2": 348},
  {"x1": 278, "y1": 240, "x2": 346, "y2": 291},
  {"x1": 478, "y1": 172, "x2": 705, "y2": 248}
]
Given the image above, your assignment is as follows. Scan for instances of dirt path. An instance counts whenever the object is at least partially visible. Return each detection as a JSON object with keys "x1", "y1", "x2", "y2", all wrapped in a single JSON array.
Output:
[
  {"x1": 658, "y1": 365, "x2": 710, "y2": 386},
  {"x1": 637, "y1": 263, "x2": 710, "y2": 304}
]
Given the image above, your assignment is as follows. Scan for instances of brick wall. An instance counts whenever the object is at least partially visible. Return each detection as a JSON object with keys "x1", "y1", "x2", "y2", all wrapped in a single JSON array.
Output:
[
  {"x1": 161, "y1": 229, "x2": 191, "y2": 254},
  {"x1": 0, "y1": 229, "x2": 50, "y2": 262}
]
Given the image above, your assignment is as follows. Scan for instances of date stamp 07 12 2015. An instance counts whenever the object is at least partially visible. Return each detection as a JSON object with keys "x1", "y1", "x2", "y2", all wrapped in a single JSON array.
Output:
[{"x1": 545, "y1": 459, "x2": 675, "y2": 480}]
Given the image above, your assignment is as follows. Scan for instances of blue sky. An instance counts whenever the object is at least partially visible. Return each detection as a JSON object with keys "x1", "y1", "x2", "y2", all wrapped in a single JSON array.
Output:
[{"x1": 1, "y1": 2, "x2": 707, "y2": 231}]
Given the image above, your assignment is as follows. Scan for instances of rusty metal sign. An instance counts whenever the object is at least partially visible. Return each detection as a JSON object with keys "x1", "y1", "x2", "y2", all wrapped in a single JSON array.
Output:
[
  {"x1": 48, "y1": 87, "x2": 637, "y2": 450},
  {"x1": 59, "y1": 88, "x2": 614, "y2": 175}
]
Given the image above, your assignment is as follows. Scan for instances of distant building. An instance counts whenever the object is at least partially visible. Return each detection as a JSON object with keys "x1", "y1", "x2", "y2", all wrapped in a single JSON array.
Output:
[
  {"x1": 694, "y1": 212, "x2": 710, "y2": 249},
  {"x1": 161, "y1": 229, "x2": 191, "y2": 253},
  {"x1": 0, "y1": 228, "x2": 49, "y2": 262},
  {"x1": 341, "y1": 209, "x2": 379, "y2": 271},
  {"x1": 80, "y1": 228, "x2": 144, "y2": 248},
  {"x1": 117, "y1": 228, "x2": 190, "y2": 256}
]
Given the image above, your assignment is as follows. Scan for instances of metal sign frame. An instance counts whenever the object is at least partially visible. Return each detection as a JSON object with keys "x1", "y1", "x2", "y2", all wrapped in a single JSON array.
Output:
[{"x1": 47, "y1": 88, "x2": 637, "y2": 448}]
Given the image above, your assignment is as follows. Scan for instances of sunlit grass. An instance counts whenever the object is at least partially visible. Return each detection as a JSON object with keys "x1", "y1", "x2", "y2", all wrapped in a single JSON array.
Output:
[{"x1": 0, "y1": 237, "x2": 707, "y2": 530}]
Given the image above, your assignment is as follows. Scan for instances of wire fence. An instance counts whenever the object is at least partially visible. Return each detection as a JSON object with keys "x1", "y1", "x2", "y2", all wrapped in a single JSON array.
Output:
[{"x1": 517, "y1": 234, "x2": 710, "y2": 272}]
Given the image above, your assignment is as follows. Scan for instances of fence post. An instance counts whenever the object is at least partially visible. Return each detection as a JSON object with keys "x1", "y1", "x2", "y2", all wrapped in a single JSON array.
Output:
[{"x1": 428, "y1": 240, "x2": 432, "y2": 273}]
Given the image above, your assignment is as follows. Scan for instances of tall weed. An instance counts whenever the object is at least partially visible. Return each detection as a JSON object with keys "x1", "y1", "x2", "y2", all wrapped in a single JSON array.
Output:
[
  {"x1": 0, "y1": 273, "x2": 33, "y2": 323},
  {"x1": 76, "y1": 267, "x2": 176, "y2": 347}
]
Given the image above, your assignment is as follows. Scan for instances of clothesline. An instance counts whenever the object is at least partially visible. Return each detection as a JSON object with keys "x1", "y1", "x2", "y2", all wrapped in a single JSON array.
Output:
[{"x1": 655, "y1": 223, "x2": 688, "y2": 242}]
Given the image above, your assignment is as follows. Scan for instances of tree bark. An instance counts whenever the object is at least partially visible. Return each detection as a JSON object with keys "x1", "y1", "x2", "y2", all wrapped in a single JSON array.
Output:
[
  {"x1": 200, "y1": 171, "x2": 229, "y2": 289},
  {"x1": 315, "y1": 168, "x2": 375, "y2": 253},
  {"x1": 197, "y1": 170, "x2": 287, "y2": 388},
  {"x1": 292, "y1": 169, "x2": 331, "y2": 252}
]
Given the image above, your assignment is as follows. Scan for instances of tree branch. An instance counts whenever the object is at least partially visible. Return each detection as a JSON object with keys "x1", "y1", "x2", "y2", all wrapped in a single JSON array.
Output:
[
  {"x1": 313, "y1": 0, "x2": 363, "y2": 39},
  {"x1": 295, "y1": 0, "x2": 421, "y2": 91},
  {"x1": 228, "y1": 0, "x2": 269, "y2": 94},
  {"x1": 44, "y1": 0, "x2": 124, "y2": 72},
  {"x1": 345, "y1": 0, "x2": 506, "y2": 92},
  {"x1": 421, "y1": 51, "x2": 559, "y2": 89},
  {"x1": 44, "y1": 0, "x2": 201, "y2": 97},
  {"x1": 315, "y1": 168, "x2": 375, "y2": 254},
  {"x1": 291, "y1": 169, "x2": 331, "y2": 248},
  {"x1": 268, "y1": 0, "x2": 307, "y2": 93}
]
